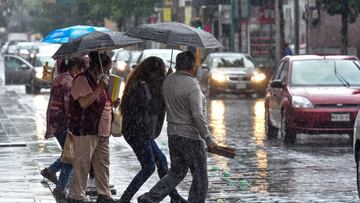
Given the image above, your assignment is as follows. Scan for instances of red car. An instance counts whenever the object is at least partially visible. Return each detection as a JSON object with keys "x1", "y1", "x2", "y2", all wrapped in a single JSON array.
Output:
[{"x1": 265, "y1": 55, "x2": 360, "y2": 144}]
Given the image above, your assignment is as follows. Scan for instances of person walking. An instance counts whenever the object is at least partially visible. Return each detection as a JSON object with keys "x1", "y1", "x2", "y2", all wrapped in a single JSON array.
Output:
[
  {"x1": 119, "y1": 57, "x2": 186, "y2": 203},
  {"x1": 41, "y1": 57, "x2": 87, "y2": 199},
  {"x1": 137, "y1": 51, "x2": 219, "y2": 203},
  {"x1": 66, "y1": 52, "x2": 118, "y2": 203}
]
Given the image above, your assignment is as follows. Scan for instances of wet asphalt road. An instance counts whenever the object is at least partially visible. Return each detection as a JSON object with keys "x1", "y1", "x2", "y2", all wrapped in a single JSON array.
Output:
[{"x1": 1, "y1": 86, "x2": 359, "y2": 202}]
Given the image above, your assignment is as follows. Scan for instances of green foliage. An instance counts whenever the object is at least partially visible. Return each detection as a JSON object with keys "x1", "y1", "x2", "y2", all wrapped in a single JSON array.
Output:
[
  {"x1": 28, "y1": 0, "x2": 161, "y2": 36},
  {"x1": 320, "y1": 0, "x2": 360, "y2": 23}
]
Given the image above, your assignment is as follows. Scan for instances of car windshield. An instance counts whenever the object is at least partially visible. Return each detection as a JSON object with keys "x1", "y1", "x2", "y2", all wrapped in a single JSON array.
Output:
[
  {"x1": 130, "y1": 52, "x2": 141, "y2": 63},
  {"x1": 116, "y1": 50, "x2": 130, "y2": 61},
  {"x1": 212, "y1": 55, "x2": 255, "y2": 69},
  {"x1": 291, "y1": 59, "x2": 360, "y2": 86},
  {"x1": 34, "y1": 55, "x2": 55, "y2": 67}
]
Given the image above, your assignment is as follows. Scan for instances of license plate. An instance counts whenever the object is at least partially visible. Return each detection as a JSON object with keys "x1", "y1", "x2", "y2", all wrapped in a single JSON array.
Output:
[
  {"x1": 236, "y1": 83, "x2": 246, "y2": 89},
  {"x1": 331, "y1": 113, "x2": 350, "y2": 122}
]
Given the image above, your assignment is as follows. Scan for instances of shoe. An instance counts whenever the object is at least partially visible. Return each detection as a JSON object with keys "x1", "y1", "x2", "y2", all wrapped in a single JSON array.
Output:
[
  {"x1": 170, "y1": 196, "x2": 187, "y2": 203},
  {"x1": 95, "y1": 194, "x2": 117, "y2": 203},
  {"x1": 41, "y1": 167, "x2": 59, "y2": 185},
  {"x1": 52, "y1": 186, "x2": 67, "y2": 200},
  {"x1": 137, "y1": 193, "x2": 152, "y2": 203}
]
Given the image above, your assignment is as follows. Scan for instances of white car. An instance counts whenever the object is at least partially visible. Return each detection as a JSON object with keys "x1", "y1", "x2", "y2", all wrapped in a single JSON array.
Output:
[{"x1": 137, "y1": 49, "x2": 182, "y2": 71}]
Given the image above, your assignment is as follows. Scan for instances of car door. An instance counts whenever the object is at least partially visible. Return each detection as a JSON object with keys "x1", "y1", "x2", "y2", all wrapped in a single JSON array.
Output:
[
  {"x1": 5, "y1": 55, "x2": 32, "y2": 85},
  {"x1": 268, "y1": 60, "x2": 289, "y2": 127}
]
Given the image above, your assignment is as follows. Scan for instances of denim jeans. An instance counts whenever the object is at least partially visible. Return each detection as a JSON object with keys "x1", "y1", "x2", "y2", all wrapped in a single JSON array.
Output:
[
  {"x1": 120, "y1": 137, "x2": 182, "y2": 201},
  {"x1": 48, "y1": 129, "x2": 73, "y2": 190},
  {"x1": 143, "y1": 135, "x2": 208, "y2": 203}
]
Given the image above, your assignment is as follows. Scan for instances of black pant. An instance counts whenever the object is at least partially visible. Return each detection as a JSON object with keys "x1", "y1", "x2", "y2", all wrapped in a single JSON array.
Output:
[{"x1": 145, "y1": 135, "x2": 208, "y2": 203}]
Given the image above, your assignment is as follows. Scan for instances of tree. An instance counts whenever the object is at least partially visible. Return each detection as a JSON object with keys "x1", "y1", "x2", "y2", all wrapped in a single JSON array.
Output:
[{"x1": 320, "y1": 0, "x2": 360, "y2": 54}]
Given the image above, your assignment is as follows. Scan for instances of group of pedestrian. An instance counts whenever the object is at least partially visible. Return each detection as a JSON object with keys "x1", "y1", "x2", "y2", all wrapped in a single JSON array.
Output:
[{"x1": 41, "y1": 50, "x2": 219, "y2": 203}]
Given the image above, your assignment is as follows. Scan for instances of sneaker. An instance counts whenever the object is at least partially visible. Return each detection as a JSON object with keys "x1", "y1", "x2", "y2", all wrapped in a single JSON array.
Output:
[
  {"x1": 95, "y1": 194, "x2": 117, "y2": 203},
  {"x1": 170, "y1": 196, "x2": 188, "y2": 203},
  {"x1": 137, "y1": 193, "x2": 153, "y2": 203},
  {"x1": 41, "y1": 168, "x2": 59, "y2": 185},
  {"x1": 52, "y1": 186, "x2": 67, "y2": 200}
]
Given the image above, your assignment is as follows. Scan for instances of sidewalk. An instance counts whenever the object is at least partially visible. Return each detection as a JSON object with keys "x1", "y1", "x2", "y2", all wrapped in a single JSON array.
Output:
[{"x1": 0, "y1": 87, "x2": 184, "y2": 202}]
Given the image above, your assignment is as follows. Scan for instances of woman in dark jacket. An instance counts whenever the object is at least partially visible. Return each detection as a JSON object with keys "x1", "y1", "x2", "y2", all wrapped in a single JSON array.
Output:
[{"x1": 119, "y1": 57, "x2": 186, "y2": 203}]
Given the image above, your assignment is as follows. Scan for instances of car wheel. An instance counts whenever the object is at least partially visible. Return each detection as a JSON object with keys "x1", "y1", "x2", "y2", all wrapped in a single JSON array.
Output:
[
  {"x1": 25, "y1": 78, "x2": 40, "y2": 94},
  {"x1": 280, "y1": 111, "x2": 296, "y2": 145},
  {"x1": 265, "y1": 110, "x2": 278, "y2": 138}
]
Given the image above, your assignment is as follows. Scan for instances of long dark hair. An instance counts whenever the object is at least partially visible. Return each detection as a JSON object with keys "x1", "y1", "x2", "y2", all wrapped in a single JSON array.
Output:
[{"x1": 121, "y1": 56, "x2": 166, "y2": 113}]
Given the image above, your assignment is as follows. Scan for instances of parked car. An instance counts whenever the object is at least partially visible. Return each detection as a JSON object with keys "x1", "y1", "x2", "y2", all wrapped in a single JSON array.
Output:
[
  {"x1": 265, "y1": 55, "x2": 360, "y2": 144},
  {"x1": 136, "y1": 49, "x2": 182, "y2": 71},
  {"x1": 4, "y1": 54, "x2": 52, "y2": 94},
  {"x1": 197, "y1": 52, "x2": 267, "y2": 97},
  {"x1": 111, "y1": 49, "x2": 141, "y2": 79}
]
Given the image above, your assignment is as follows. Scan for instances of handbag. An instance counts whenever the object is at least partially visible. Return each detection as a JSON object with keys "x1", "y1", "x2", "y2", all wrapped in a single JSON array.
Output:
[
  {"x1": 111, "y1": 106, "x2": 123, "y2": 137},
  {"x1": 60, "y1": 131, "x2": 74, "y2": 164}
]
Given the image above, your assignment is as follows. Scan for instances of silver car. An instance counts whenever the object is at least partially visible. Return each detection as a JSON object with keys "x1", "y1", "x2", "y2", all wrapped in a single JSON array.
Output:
[{"x1": 197, "y1": 52, "x2": 267, "y2": 98}]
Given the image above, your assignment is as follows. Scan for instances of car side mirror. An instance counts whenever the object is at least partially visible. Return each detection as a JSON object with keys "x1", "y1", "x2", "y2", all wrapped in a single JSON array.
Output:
[{"x1": 270, "y1": 80, "x2": 284, "y2": 89}]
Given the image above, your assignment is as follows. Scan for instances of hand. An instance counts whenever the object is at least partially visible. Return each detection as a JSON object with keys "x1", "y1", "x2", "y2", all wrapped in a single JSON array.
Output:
[
  {"x1": 207, "y1": 142, "x2": 219, "y2": 152},
  {"x1": 98, "y1": 75, "x2": 109, "y2": 89},
  {"x1": 113, "y1": 98, "x2": 120, "y2": 108}
]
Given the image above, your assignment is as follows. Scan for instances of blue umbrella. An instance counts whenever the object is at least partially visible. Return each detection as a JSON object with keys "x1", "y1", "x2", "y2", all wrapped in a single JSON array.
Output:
[{"x1": 42, "y1": 25, "x2": 110, "y2": 43}]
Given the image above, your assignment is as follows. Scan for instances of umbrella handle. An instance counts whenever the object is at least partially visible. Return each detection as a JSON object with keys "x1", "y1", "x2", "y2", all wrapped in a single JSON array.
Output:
[
  {"x1": 168, "y1": 49, "x2": 173, "y2": 73},
  {"x1": 98, "y1": 52, "x2": 104, "y2": 74}
]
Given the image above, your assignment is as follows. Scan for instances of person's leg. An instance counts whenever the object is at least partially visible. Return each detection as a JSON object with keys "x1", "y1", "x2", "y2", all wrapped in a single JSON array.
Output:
[
  {"x1": 140, "y1": 135, "x2": 189, "y2": 202},
  {"x1": 150, "y1": 140, "x2": 184, "y2": 201},
  {"x1": 120, "y1": 137, "x2": 156, "y2": 202},
  {"x1": 186, "y1": 140, "x2": 208, "y2": 203},
  {"x1": 91, "y1": 136, "x2": 111, "y2": 197},
  {"x1": 68, "y1": 135, "x2": 97, "y2": 200},
  {"x1": 47, "y1": 129, "x2": 68, "y2": 173}
]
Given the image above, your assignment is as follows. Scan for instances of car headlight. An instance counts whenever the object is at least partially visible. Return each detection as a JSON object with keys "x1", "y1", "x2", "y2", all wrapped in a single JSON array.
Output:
[
  {"x1": 211, "y1": 72, "x2": 226, "y2": 82},
  {"x1": 292, "y1": 96, "x2": 314, "y2": 108},
  {"x1": 35, "y1": 71, "x2": 43, "y2": 79},
  {"x1": 251, "y1": 72, "x2": 266, "y2": 83}
]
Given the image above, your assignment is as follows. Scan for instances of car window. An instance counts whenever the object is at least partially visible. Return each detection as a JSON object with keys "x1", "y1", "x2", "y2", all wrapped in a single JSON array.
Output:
[
  {"x1": 211, "y1": 55, "x2": 255, "y2": 68},
  {"x1": 290, "y1": 59, "x2": 360, "y2": 86},
  {"x1": 5, "y1": 56, "x2": 23, "y2": 70},
  {"x1": 116, "y1": 50, "x2": 130, "y2": 61},
  {"x1": 279, "y1": 61, "x2": 289, "y2": 82},
  {"x1": 273, "y1": 61, "x2": 285, "y2": 80}
]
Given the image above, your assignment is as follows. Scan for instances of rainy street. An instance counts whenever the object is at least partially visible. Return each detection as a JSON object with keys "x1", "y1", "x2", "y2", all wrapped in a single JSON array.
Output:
[{"x1": 0, "y1": 86, "x2": 358, "y2": 202}]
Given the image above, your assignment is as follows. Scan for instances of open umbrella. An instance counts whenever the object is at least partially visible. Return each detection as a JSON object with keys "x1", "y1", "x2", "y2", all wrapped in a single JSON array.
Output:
[
  {"x1": 52, "y1": 31, "x2": 143, "y2": 59},
  {"x1": 42, "y1": 25, "x2": 110, "y2": 44},
  {"x1": 126, "y1": 21, "x2": 222, "y2": 69},
  {"x1": 126, "y1": 22, "x2": 221, "y2": 49}
]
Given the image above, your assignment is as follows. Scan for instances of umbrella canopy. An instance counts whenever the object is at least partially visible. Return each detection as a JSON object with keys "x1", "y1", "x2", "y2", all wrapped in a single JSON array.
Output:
[
  {"x1": 42, "y1": 25, "x2": 110, "y2": 43},
  {"x1": 126, "y1": 21, "x2": 222, "y2": 49},
  {"x1": 52, "y1": 31, "x2": 143, "y2": 59}
]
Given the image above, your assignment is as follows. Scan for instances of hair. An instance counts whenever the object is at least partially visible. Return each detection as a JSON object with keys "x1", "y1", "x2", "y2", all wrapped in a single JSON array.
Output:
[
  {"x1": 67, "y1": 57, "x2": 86, "y2": 72},
  {"x1": 120, "y1": 56, "x2": 166, "y2": 113},
  {"x1": 88, "y1": 51, "x2": 111, "y2": 72},
  {"x1": 175, "y1": 51, "x2": 196, "y2": 71}
]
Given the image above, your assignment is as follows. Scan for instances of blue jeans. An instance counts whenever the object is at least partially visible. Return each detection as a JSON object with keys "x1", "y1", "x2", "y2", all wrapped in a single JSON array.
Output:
[
  {"x1": 120, "y1": 137, "x2": 182, "y2": 201},
  {"x1": 48, "y1": 129, "x2": 73, "y2": 190}
]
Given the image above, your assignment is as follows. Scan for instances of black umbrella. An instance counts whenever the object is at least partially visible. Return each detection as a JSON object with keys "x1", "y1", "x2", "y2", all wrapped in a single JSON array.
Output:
[
  {"x1": 126, "y1": 21, "x2": 222, "y2": 49},
  {"x1": 126, "y1": 22, "x2": 222, "y2": 71},
  {"x1": 52, "y1": 31, "x2": 143, "y2": 59}
]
